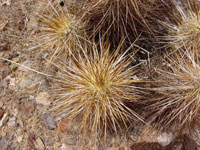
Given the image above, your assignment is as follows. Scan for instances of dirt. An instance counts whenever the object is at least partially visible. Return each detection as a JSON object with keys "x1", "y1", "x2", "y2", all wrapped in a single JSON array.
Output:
[{"x1": 0, "y1": 0, "x2": 200, "y2": 150}]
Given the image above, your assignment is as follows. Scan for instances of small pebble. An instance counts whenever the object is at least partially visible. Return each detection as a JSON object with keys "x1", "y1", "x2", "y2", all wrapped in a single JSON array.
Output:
[
  {"x1": 41, "y1": 114, "x2": 56, "y2": 130},
  {"x1": 158, "y1": 132, "x2": 173, "y2": 147},
  {"x1": 61, "y1": 143, "x2": 73, "y2": 150},
  {"x1": 20, "y1": 102, "x2": 35, "y2": 117},
  {"x1": 16, "y1": 128, "x2": 24, "y2": 143},
  {"x1": 7, "y1": 116, "x2": 16, "y2": 127},
  {"x1": 35, "y1": 92, "x2": 51, "y2": 106},
  {"x1": 65, "y1": 137, "x2": 76, "y2": 145},
  {"x1": 13, "y1": 108, "x2": 18, "y2": 117},
  {"x1": 30, "y1": 30, "x2": 35, "y2": 35},
  {"x1": 6, "y1": 0, "x2": 11, "y2": 5},
  {"x1": 57, "y1": 120, "x2": 69, "y2": 132},
  {"x1": 17, "y1": 136, "x2": 23, "y2": 143}
]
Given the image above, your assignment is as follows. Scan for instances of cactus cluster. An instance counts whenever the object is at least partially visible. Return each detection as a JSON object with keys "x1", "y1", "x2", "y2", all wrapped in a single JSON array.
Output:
[{"x1": 34, "y1": 0, "x2": 200, "y2": 144}]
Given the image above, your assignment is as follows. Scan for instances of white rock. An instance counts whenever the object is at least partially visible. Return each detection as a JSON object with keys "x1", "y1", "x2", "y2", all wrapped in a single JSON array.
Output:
[
  {"x1": 6, "y1": 0, "x2": 11, "y2": 5},
  {"x1": 0, "y1": 0, "x2": 11, "y2": 6},
  {"x1": 16, "y1": 128, "x2": 23, "y2": 143},
  {"x1": 17, "y1": 136, "x2": 23, "y2": 143},
  {"x1": 65, "y1": 138, "x2": 76, "y2": 145},
  {"x1": 13, "y1": 108, "x2": 18, "y2": 117},
  {"x1": 60, "y1": 143, "x2": 75, "y2": 150},
  {"x1": 18, "y1": 72, "x2": 39, "y2": 90},
  {"x1": 8, "y1": 77, "x2": 17, "y2": 89},
  {"x1": 157, "y1": 132, "x2": 173, "y2": 147},
  {"x1": 35, "y1": 92, "x2": 51, "y2": 106},
  {"x1": 7, "y1": 116, "x2": 16, "y2": 127},
  {"x1": 60, "y1": 143, "x2": 69, "y2": 150},
  {"x1": 29, "y1": 96, "x2": 35, "y2": 100}
]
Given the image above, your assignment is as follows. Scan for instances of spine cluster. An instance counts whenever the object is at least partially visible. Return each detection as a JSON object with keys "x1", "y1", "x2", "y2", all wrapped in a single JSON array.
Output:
[{"x1": 34, "y1": 0, "x2": 200, "y2": 143}]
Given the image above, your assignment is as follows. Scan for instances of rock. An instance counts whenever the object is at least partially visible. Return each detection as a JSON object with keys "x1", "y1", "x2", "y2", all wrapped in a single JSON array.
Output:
[
  {"x1": 36, "y1": 104, "x2": 44, "y2": 110},
  {"x1": 18, "y1": 75, "x2": 35, "y2": 89},
  {"x1": 158, "y1": 132, "x2": 173, "y2": 147},
  {"x1": 3, "y1": 0, "x2": 11, "y2": 6},
  {"x1": 35, "y1": 138, "x2": 45, "y2": 150},
  {"x1": 17, "y1": 136, "x2": 23, "y2": 143},
  {"x1": 61, "y1": 143, "x2": 67, "y2": 150},
  {"x1": 14, "y1": 71, "x2": 40, "y2": 91},
  {"x1": 65, "y1": 137, "x2": 76, "y2": 145},
  {"x1": 57, "y1": 120, "x2": 70, "y2": 132},
  {"x1": 13, "y1": 108, "x2": 18, "y2": 117},
  {"x1": 35, "y1": 92, "x2": 51, "y2": 106},
  {"x1": 20, "y1": 102, "x2": 35, "y2": 117},
  {"x1": 8, "y1": 76, "x2": 17, "y2": 89},
  {"x1": 0, "y1": 109, "x2": 4, "y2": 120},
  {"x1": 41, "y1": 114, "x2": 56, "y2": 130},
  {"x1": 7, "y1": 116, "x2": 16, "y2": 127},
  {"x1": 0, "y1": 112, "x2": 8, "y2": 127},
  {"x1": 16, "y1": 128, "x2": 24, "y2": 143}
]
